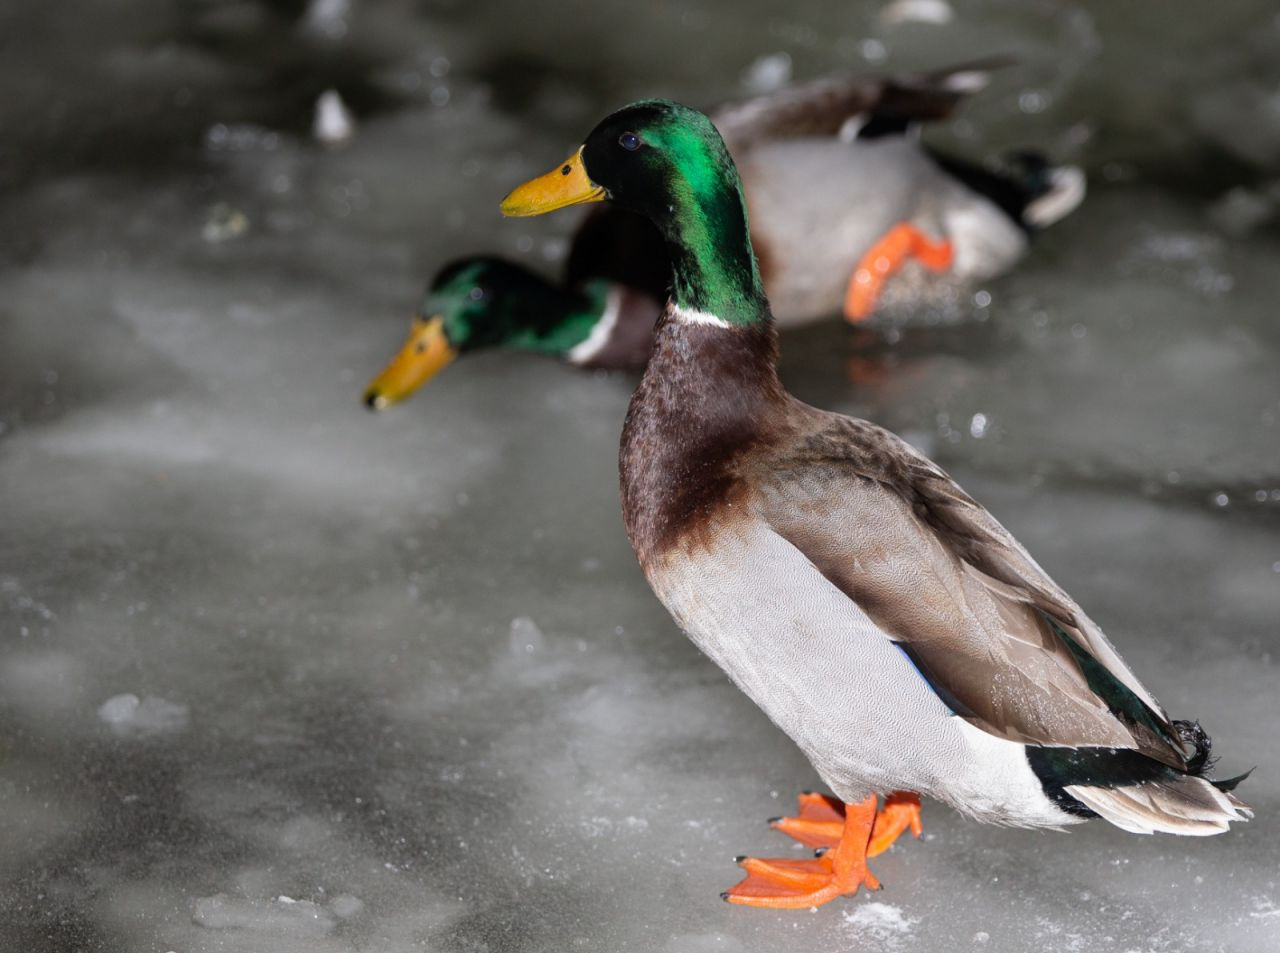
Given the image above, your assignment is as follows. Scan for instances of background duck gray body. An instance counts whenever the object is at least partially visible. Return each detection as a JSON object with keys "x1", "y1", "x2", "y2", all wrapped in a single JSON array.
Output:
[{"x1": 740, "y1": 136, "x2": 1028, "y2": 323}]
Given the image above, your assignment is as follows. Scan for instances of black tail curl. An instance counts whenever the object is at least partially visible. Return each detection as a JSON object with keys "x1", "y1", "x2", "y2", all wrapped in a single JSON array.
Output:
[
  {"x1": 1173, "y1": 719, "x2": 1214, "y2": 775},
  {"x1": 1175, "y1": 718, "x2": 1254, "y2": 793}
]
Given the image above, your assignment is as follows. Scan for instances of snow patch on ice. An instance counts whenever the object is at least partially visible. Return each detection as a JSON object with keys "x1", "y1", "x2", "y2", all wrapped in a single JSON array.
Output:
[
  {"x1": 329, "y1": 894, "x2": 364, "y2": 919},
  {"x1": 192, "y1": 893, "x2": 337, "y2": 936},
  {"x1": 97, "y1": 693, "x2": 190, "y2": 737},
  {"x1": 843, "y1": 901, "x2": 918, "y2": 947}
]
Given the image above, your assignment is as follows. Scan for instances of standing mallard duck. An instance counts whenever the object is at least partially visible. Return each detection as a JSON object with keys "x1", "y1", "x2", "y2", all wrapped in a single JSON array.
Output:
[
  {"x1": 364, "y1": 63, "x2": 1083, "y2": 409},
  {"x1": 499, "y1": 101, "x2": 1248, "y2": 909}
]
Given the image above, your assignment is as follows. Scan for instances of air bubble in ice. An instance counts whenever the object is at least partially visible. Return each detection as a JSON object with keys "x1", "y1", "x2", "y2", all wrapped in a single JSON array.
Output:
[{"x1": 509, "y1": 616, "x2": 545, "y2": 655}]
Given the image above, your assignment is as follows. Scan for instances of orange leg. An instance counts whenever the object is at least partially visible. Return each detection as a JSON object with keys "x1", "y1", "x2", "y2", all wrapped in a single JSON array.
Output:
[
  {"x1": 723, "y1": 795, "x2": 882, "y2": 909},
  {"x1": 845, "y1": 223, "x2": 954, "y2": 323},
  {"x1": 770, "y1": 791, "x2": 923, "y2": 856}
]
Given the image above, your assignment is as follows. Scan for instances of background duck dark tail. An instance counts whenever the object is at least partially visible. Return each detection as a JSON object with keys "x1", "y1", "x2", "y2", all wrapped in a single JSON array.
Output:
[
  {"x1": 925, "y1": 148, "x2": 1086, "y2": 233},
  {"x1": 712, "y1": 58, "x2": 1012, "y2": 150}
]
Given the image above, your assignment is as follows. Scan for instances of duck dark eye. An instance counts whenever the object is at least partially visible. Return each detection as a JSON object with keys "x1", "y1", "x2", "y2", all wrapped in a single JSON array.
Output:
[
  {"x1": 469, "y1": 286, "x2": 488, "y2": 302},
  {"x1": 618, "y1": 132, "x2": 641, "y2": 152}
]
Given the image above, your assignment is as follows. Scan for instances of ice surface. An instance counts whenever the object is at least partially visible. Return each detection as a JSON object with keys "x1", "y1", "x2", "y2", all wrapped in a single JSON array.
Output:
[{"x1": 2, "y1": 1, "x2": 1279, "y2": 952}]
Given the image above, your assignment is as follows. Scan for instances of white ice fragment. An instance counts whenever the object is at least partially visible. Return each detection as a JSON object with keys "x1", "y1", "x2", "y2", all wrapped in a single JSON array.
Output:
[
  {"x1": 880, "y1": 0, "x2": 954, "y2": 26},
  {"x1": 861, "y1": 38, "x2": 887, "y2": 62},
  {"x1": 301, "y1": 0, "x2": 350, "y2": 39},
  {"x1": 193, "y1": 893, "x2": 337, "y2": 936},
  {"x1": 204, "y1": 123, "x2": 281, "y2": 153},
  {"x1": 98, "y1": 693, "x2": 189, "y2": 737},
  {"x1": 509, "y1": 616, "x2": 545, "y2": 656},
  {"x1": 202, "y1": 204, "x2": 249, "y2": 243},
  {"x1": 741, "y1": 52, "x2": 792, "y2": 94},
  {"x1": 313, "y1": 89, "x2": 355, "y2": 145},
  {"x1": 1019, "y1": 89, "x2": 1050, "y2": 114},
  {"x1": 98, "y1": 693, "x2": 140, "y2": 723},
  {"x1": 969, "y1": 413, "x2": 989, "y2": 439},
  {"x1": 1208, "y1": 186, "x2": 1275, "y2": 237},
  {"x1": 330, "y1": 894, "x2": 364, "y2": 919}
]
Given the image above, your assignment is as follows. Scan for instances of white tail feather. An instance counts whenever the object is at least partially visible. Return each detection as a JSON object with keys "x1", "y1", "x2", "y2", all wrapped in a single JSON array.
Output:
[
  {"x1": 1024, "y1": 165, "x2": 1086, "y2": 229},
  {"x1": 1065, "y1": 777, "x2": 1251, "y2": 837}
]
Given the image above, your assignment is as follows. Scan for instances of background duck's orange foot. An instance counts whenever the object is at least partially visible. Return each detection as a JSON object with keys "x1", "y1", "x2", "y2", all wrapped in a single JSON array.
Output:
[
  {"x1": 722, "y1": 853, "x2": 880, "y2": 909},
  {"x1": 868, "y1": 791, "x2": 923, "y2": 857},
  {"x1": 844, "y1": 223, "x2": 954, "y2": 322}
]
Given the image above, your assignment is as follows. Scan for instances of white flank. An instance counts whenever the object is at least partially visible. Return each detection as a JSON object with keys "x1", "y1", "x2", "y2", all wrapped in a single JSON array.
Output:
[
  {"x1": 566, "y1": 287, "x2": 623, "y2": 364},
  {"x1": 670, "y1": 303, "x2": 732, "y2": 328}
]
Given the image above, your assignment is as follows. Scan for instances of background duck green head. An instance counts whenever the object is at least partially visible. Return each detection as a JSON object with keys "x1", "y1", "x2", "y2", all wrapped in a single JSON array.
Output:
[
  {"x1": 363, "y1": 256, "x2": 611, "y2": 410},
  {"x1": 502, "y1": 100, "x2": 765, "y2": 323}
]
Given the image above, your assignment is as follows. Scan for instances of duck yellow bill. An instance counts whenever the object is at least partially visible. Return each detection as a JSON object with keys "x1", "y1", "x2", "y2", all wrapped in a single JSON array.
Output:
[
  {"x1": 500, "y1": 146, "x2": 605, "y2": 217},
  {"x1": 363, "y1": 316, "x2": 456, "y2": 410}
]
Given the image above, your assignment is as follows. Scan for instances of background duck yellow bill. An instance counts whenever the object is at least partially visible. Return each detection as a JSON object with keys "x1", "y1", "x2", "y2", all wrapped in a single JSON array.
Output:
[
  {"x1": 363, "y1": 316, "x2": 457, "y2": 410},
  {"x1": 500, "y1": 146, "x2": 605, "y2": 217}
]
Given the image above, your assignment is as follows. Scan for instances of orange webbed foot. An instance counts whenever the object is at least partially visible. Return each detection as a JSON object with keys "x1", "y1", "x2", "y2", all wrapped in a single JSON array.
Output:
[
  {"x1": 844, "y1": 223, "x2": 954, "y2": 323},
  {"x1": 868, "y1": 791, "x2": 923, "y2": 858},
  {"x1": 770, "y1": 790, "x2": 923, "y2": 856},
  {"x1": 724, "y1": 795, "x2": 881, "y2": 909},
  {"x1": 768, "y1": 790, "x2": 845, "y2": 849}
]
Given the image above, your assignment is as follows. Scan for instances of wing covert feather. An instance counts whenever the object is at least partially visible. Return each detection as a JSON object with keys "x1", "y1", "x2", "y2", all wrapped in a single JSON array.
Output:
[{"x1": 752, "y1": 412, "x2": 1184, "y2": 767}]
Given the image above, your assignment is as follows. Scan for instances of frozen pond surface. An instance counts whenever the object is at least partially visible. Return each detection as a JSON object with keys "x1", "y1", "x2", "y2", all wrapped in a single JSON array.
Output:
[{"x1": 3, "y1": 1, "x2": 1280, "y2": 951}]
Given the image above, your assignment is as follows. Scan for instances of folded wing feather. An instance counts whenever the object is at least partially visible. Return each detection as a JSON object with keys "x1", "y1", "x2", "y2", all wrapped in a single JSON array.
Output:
[{"x1": 754, "y1": 409, "x2": 1186, "y2": 769}]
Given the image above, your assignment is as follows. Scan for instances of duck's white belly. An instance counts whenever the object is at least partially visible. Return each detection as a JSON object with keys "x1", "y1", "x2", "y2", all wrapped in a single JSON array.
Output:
[
  {"x1": 739, "y1": 138, "x2": 1027, "y2": 325},
  {"x1": 646, "y1": 520, "x2": 1076, "y2": 829}
]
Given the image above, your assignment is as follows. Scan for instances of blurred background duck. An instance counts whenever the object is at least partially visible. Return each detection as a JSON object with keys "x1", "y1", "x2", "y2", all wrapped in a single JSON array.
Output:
[{"x1": 365, "y1": 61, "x2": 1084, "y2": 409}]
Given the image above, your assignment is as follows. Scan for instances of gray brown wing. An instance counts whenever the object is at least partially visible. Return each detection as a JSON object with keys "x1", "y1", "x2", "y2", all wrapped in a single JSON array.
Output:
[
  {"x1": 710, "y1": 59, "x2": 1011, "y2": 151},
  {"x1": 752, "y1": 412, "x2": 1186, "y2": 768}
]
